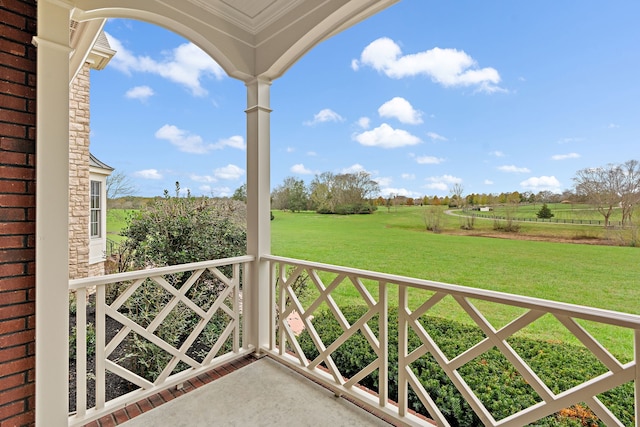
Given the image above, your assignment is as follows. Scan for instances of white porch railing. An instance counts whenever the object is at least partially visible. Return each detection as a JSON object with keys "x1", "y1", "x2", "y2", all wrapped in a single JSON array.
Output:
[
  {"x1": 264, "y1": 255, "x2": 640, "y2": 427},
  {"x1": 67, "y1": 255, "x2": 254, "y2": 427}
]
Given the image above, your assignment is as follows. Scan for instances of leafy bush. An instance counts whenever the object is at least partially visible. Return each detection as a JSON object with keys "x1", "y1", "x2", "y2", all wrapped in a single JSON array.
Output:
[
  {"x1": 121, "y1": 183, "x2": 246, "y2": 270},
  {"x1": 69, "y1": 323, "x2": 96, "y2": 360},
  {"x1": 537, "y1": 203, "x2": 555, "y2": 219},
  {"x1": 297, "y1": 306, "x2": 634, "y2": 426},
  {"x1": 334, "y1": 203, "x2": 377, "y2": 215},
  {"x1": 112, "y1": 183, "x2": 247, "y2": 381}
]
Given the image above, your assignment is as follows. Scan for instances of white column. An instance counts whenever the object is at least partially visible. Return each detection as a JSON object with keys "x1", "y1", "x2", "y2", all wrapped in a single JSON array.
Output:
[
  {"x1": 33, "y1": 1, "x2": 71, "y2": 425},
  {"x1": 245, "y1": 78, "x2": 272, "y2": 354}
]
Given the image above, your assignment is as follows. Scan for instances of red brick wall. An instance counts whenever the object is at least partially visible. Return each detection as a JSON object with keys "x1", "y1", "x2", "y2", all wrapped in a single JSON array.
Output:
[{"x1": 0, "y1": 0, "x2": 37, "y2": 426}]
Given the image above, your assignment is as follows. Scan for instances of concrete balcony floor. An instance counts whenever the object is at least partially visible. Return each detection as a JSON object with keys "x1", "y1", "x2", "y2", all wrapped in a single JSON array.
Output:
[{"x1": 120, "y1": 356, "x2": 393, "y2": 427}]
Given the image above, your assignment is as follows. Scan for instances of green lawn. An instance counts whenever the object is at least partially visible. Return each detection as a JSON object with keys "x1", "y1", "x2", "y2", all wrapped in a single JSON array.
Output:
[
  {"x1": 271, "y1": 208, "x2": 640, "y2": 358},
  {"x1": 106, "y1": 209, "x2": 137, "y2": 244},
  {"x1": 108, "y1": 206, "x2": 640, "y2": 357}
]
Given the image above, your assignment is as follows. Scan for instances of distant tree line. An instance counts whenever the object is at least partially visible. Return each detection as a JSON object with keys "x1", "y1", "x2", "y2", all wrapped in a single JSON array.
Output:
[
  {"x1": 375, "y1": 190, "x2": 570, "y2": 210},
  {"x1": 271, "y1": 171, "x2": 380, "y2": 214}
]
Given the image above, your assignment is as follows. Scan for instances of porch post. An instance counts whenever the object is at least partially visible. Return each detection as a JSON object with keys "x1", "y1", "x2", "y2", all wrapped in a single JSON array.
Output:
[
  {"x1": 33, "y1": 1, "x2": 71, "y2": 425},
  {"x1": 245, "y1": 78, "x2": 272, "y2": 354}
]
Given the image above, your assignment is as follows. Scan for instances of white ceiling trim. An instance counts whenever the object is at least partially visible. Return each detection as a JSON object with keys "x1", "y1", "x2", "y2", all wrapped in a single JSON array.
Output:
[{"x1": 186, "y1": 0, "x2": 307, "y2": 35}]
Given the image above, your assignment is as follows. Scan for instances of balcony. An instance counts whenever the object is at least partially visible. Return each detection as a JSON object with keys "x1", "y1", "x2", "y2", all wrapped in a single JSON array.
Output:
[{"x1": 68, "y1": 256, "x2": 640, "y2": 427}]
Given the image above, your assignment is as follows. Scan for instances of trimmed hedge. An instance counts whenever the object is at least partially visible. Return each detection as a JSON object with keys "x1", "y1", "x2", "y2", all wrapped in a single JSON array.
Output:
[{"x1": 297, "y1": 306, "x2": 634, "y2": 426}]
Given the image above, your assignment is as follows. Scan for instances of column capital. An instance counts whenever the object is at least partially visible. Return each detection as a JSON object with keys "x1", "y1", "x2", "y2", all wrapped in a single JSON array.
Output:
[
  {"x1": 245, "y1": 105, "x2": 273, "y2": 114},
  {"x1": 32, "y1": 36, "x2": 74, "y2": 53}
]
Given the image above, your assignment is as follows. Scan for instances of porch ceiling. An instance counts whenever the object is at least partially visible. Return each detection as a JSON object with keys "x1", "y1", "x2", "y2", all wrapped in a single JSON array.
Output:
[{"x1": 68, "y1": 0, "x2": 399, "y2": 81}]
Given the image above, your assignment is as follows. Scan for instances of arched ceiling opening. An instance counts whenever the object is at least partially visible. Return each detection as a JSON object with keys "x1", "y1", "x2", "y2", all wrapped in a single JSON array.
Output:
[{"x1": 68, "y1": 0, "x2": 399, "y2": 82}]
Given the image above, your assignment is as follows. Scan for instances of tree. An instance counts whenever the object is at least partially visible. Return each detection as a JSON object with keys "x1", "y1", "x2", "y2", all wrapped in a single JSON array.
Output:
[
  {"x1": 618, "y1": 160, "x2": 640, "y2": 225},
  {"x1": 308, "y1": 171, "x2": 379, "y2": 214},
  {"x1": 450, "y1": 183, "x2": 464, "y2": 209},
  {"x1": 573, "y1": 164, "x2": 622, "y2": 227},
  {"x1": 106, "y1": 170, "x2": 138, "y2": 200},
  {"x1": 536, "y1": 203, "x2": 554, "y2": 219},
  {"x1": 121, "y1": 183, "x2": 246, "y2": 268},
  {"x1": 231, "y1": 183, "x2": 246, "y2": 203},
  {"x1": 271, "y1": 177, "x2": 309, "y2": 212},
  {"x1": 309, "y1": 174, "x2": 332, "y2": 212}
]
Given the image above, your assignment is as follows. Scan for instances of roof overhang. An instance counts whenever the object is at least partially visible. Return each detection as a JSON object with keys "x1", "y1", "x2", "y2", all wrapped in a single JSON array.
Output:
[
  {"x1": 67, "y1": 0, "x2": 399, "y2": 82},
  {"x1": 69, "y1": 18, "x2": 111, "y2": 83}
]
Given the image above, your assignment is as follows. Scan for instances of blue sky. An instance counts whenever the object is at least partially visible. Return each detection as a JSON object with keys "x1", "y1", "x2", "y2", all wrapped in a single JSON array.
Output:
[{"x1": 89, "y1": 0, "x2": 640, "y2": 199}]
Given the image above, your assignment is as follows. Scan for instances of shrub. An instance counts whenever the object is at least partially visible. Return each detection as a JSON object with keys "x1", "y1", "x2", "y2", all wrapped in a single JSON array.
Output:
[
  {"x1": 333, "y1": 203, "x2": 376, "y2": 215},
  {"x1": 69, "y1": 323, "x2": 96, "y2": 360},
  {"x1": 121, "y1": 183, "x2": 246, "y2": 270},
  {"x1": 424, "y1": 206, "x2": 443, "y2": 232},
  {"x1": 297, "y1": 306, "x2": 634, "y2": 426},
  {"x1": 537, "y1": 203, "x2": 555, "y2": 219},
  {"x1": 113, "y1": 183, "x2": 247, "y2": 381}
]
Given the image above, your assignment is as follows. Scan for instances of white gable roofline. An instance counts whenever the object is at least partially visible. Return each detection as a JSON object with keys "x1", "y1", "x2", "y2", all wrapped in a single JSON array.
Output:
[{"x1": 89, "y1": 152, "x2": 114, "y2": 174}]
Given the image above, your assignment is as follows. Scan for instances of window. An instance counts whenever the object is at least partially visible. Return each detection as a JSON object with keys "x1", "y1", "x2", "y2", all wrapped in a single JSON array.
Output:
[{"x1": 90, "y1": 180, "x2": 101, "y2": 238}]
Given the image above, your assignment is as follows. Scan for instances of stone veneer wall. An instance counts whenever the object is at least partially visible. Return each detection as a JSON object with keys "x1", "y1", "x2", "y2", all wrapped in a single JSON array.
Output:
[
  {"x1": 88, "y1": 261, "x2": 106, "y2": 278},
  {"x1": 69, "y1": 62, "x2": 105, "y2": 278},
  {"x1": 0, "y1": 0, "x2": 37, "y2": 425}
]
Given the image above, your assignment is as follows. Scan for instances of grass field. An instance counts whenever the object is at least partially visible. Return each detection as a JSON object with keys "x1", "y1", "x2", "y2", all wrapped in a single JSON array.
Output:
[
  {"x1": 108, "y1": 206, "x2": 640, "y2": 357},
  {"x1": 106, "y1": 209, "x2": 137, "y2": 244},
  {"x1": 270, "y1": 207, "x2": 640, "y2": 358}
]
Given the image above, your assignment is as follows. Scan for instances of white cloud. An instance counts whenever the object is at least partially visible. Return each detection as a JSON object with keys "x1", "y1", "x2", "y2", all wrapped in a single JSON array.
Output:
[
  {"x1": 354, "y1": 37, "x2": 503, "y2": 93},
  {"x1": 218, "y1": 135, "x2": 246, "y2": 150},
  {"x1": 291, "y1": 164, "x2": 313, "y2": 175},
  {"x1": 401, "y1": 173, "x2": 416, "y2": 180},
  {"x1": 498, "y1": 165, "x2": 531, "y2": 173},
  {"x1": 416, "y1": 156, "x2": 444, "y2": 164},
  {"x1": 424, "y1": 174, "x2": 462, "y2": 192},
  {"x1": 105, "y1": 33, "x2": 225, "y2": 97},
  {"x1": 608, "y1": 123, "x2": 620, "y2": 129},
  {"x1": 125, "y1": 85, "x2": 154, "y2": 101},
  {"x1": 208, "y1": 186, "x2": 232, "y2": 197},
  {"x1": 374, "y1": 176, "x2": 393, "y2": 187},
  {"x1": 427, "y1": 132, "x2": 447, "y2": 141},
  {"x1": 520, "y1": 176, "x2": 562, "y2": 193},
  {"x1": 286, "y1": 147, "x2": 295, "y2": 153},
  {"x1": 557, "y1": 137, "x2": 585, "y2": 144},
  {"x1": 484, "y1": 179, "x2": 494, "y2": 185},
  {"x1": 342, "y1": 164, "x2": 366, "y2": 174},
  {"x1": 551, "y1": 152, "x2": 580, "y2": 160},
  {"x1": 378, "y1": 97, "x2": 423, "y2": 124},
  {"x1": 304, "y1": 108, "x2": 345, "y2": 126},
  {"x1": 425, "y1": 182, "x2": 448, "y2": 192},
  {"x1": 307, "y1": 151, "x2": 317, "y2": 156},
  {"x1": 379, "y1": 187, "x2": 415, "y2": 198},
  {"x1": 155, "y1": 125, "x2": 244, "y2": 153},
  {"x1": 353, "y1": 123, "x2": 422, "y2": 148},
  {"x1": 155, "y1": 125, "x2": 207, "y2": 154},
  {"x1": 134, "y1": 169, "x2": 162, "y2": 179},
  {"x1": 214, "y1": 164, "x2": 244, "y2": 180},
  {"x1": 357, "y1": 117, "x2": 371, "y2": 129},
  {"x1": 490, "y1": 150, "x2": 505, "y2": 157},
  {"x1": 190, "y1": 174, "x2": 216, "y2": 183}
]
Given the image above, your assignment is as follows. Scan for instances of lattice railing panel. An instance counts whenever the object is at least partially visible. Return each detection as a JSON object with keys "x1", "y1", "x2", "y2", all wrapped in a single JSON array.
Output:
[
  {"x1": 68, "y1": 256, "x2": 253, "y2": 427},
  {"x1": 265, "y1": 255, "x2": 640, "y2": 427},
  {"x1": 273, "y1": 261, "x2": 389, "y2": 405}
]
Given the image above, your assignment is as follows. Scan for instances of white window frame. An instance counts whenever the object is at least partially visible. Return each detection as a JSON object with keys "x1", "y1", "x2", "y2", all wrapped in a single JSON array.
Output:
[{"x1": 90, "y1": 180, "x2": 101, "y2": 238}]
